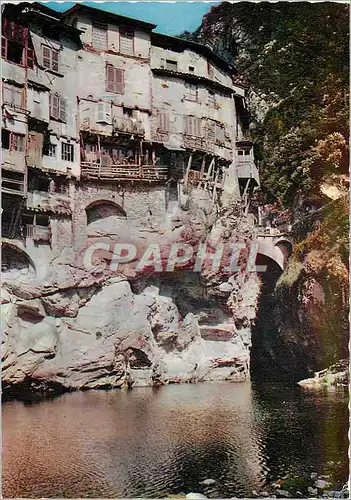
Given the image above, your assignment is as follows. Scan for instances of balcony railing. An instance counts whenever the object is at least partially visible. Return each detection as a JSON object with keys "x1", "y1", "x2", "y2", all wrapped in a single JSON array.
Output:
[
  {"x1": 81, "y1": 162, "x2": 168, "y2": 182},
  {"x1": 112, "y1": 116, "x2": 144, "y2": 136},
  {"x1": 183, "y1": 135, "x2": 215, "y2": 153},
  {"x1": 25, "y1": 224, "x2": 51, "y2": 242},
  {"x1": 236, "y1": 160, "x2": 259, "y2": 184}
]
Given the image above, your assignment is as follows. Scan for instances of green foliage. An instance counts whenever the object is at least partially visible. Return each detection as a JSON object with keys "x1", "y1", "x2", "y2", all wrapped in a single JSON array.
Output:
[{"x1": 185, "y1": 2, "x2": 349, "y2": 207}]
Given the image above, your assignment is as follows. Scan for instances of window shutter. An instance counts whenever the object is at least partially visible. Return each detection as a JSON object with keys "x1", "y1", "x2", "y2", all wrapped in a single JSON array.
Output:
[
  {"x1": 59, "y1": 97, "x2": 66, "y2": 122},
  {"x1": 50, "y1": 94, "x2": 59, "y2": 119},
  {"x1": 97, "y1": 102, "x2": 111, "y2": 123},
  {"x1": 92, "y1": 22, "x2": 108, "y2": 50},
  {"x1": 215, "y1": 124, "x2": 225, "y2": 142},
  {"x1": 158, "y1": 112, "x2": 169, "y2": 132},
  {"x1": 106, "y1": 66, "x2": 124, "y2": 94},
  {"x1": 120, "y1": 26, "x2": 134, "y2": 55},
  {"x1": 43, "y1": 46, "x2": 51, "y2": 68},
  {"x1": 26, "y1": 47, "x2": 34, "y2": 68},
  {"x1": 52, "y1": 50, "x2": 59, "y2": 71},
  {"x1": 1, "y1": 37, "x2": 7, "y2": 58}
]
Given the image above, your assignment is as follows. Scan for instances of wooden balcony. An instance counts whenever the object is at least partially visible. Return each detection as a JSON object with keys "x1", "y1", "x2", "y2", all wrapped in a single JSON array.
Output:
[
  {"x1": 237, "y1": 160, "x2": 259, "y2": 185},
  {"x1": 25, "y1": 224, "x2": 51, "y2": 242},
  {"x1": 183, "y1": 135, "x2": 215, "y2": 153},
  {"x1": 112, "y1": 116, "x2": 144, "y2": 136},
  {"x1": 80, "y1": 162, "x2": 168, "y2": 182}
]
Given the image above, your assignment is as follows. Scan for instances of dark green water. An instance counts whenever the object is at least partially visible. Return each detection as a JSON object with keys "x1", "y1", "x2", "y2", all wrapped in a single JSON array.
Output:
[{"x1": 2, "y1": 381, "x2": 349, "y2": 498}]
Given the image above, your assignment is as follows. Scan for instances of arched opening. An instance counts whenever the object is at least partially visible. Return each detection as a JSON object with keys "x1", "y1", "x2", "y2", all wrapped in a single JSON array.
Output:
[
  {"x1": 85, "y1": 200, "x2": 126, "y2": 225},
  {"x1": 250, "y1": 253, "x2": 285, "y2": 382},
  {"x1": 1, "y1": 243, "x2": 36, "y2": 281}
]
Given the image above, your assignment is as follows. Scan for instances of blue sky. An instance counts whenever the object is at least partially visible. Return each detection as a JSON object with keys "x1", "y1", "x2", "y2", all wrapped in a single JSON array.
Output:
[{"x1": 45, "y1": 2, "x2": 220, "y2": 35}]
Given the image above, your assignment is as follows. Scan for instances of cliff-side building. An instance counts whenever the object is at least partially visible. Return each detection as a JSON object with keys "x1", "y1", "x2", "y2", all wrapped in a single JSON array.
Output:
[{"x1": 1, "y1": 2, "x2": 259, "y2": 278}]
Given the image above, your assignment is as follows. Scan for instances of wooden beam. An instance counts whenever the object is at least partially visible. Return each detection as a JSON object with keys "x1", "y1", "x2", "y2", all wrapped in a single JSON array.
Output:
[
  {"x1": 184, "y1": 152, "x2": 193, "y2": 186},
  {"x1": 206, "y1": 158, "x2": 215, "y2": 180},
  {"x1": 200, "y1": 154, "x2": 206, "y2": 178}
]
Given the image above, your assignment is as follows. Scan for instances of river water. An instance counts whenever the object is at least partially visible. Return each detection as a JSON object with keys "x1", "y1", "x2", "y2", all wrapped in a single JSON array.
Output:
[{"x1": 2, "y1": 381, "x2": 349, "y2": 498}]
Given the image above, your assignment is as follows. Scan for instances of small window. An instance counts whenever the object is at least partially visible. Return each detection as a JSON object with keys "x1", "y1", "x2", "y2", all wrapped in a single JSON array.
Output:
[
  {"x1": 92, "y1": 21, "x2": 107, "y2": 50},
  {"x1": 166, "y1": 59, "x2": 178, "y2": 71},
  {"x1": 185, "y1": 116, "x2": 202, "y2": 137},
  {"x1": 157, "y1": 111, "x2": 169, "y2": 132},
  {"x1": 49, "y1": 94, "x2": 66, "y2": 122},
  {"x1": 48, "y1": 144, "x2": 57, "y2": 157},
  {"x1": 185, "y1": 83, "x2": 198, "y2": 102},
  {"x1": 42, "y1": 45, "x2": 59, "y2": 72},
  {"x1": 2, "y1": 130, "x2": 25, "y2": 151},
  {"x1": 13, "y1": 134, "x2": 25, "y2": 152},
  {"x1": 207, "y1": 90, "x2": 216, "y2": 107},
  {"x1": 123, "y1": 107, "x2": 133, "y2": 118},
  {"x1": 245, "y1": 150, "x2": 250, "y2": 156},
  {"x1": 61, "y1": 142, "x2": 74, "y2": 162},
  {"x1": 120, "y1": 26, "x2": 134, "y2": 56},
  {"x1": 3, "y1": 84, "x2": 22, "y2": 108},
  {"x1": 188, "y1": 66, "x2": 195, "y2": 73},
  {"x1": 238, "y1": 150, "x2": 244, "y2": 156},
  {"x1": 106, "y1": 65, "x2": 124, "y2": 94}
]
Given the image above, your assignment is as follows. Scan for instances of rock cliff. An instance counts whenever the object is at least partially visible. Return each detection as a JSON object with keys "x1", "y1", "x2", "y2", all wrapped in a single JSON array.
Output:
[{"x1": 2, "y1": 186, "x2": 260, "y2": 400}]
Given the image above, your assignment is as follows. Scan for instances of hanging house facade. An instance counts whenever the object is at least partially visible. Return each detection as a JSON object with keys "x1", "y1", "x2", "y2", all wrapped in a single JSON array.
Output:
[{"x1": 1, "y1": 2, "x2": 259, "y2": 274}]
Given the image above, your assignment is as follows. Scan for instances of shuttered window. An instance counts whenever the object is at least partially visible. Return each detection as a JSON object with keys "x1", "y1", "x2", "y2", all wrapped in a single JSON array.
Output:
[
  {"x1": 42, "y1": 45, "x2": 59, "y2": 72},
  {"x1": 157, "y1": 111, "x2": 169, "y2": 132},
  {"x1": 92, "y1": 22, "x2": 107, "y2": 50},
  {"x1": 97, "y1": 101, "x2": 112, "y2": 123},
  {"x1": 49, "y1": 94, "x2": 66, "y2": 122},
  {"x1": 185, "y1": 83, "x2": 198, "y2": 102},
  {"x1": 106, "y1": 65, "x2": 124, "y2": 94},
  {"x1": 3, "y1": 85, "x2": 23, "y2": 108},
  {"x1": 185, "y1": 116, "x2": 202, "y2": 137},
  {"x1": 119, "y1": 26, "x2": 134, "y2": 55}
]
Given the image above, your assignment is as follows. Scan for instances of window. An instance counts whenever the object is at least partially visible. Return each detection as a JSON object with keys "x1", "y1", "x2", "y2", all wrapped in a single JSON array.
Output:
[
  {"x1": 61, "y1": 142, "x2": 74, "y2": 162},
  {"x1": 2, "y1": 20, "x2": 34, "y2": 67},
  {"x1": 119, "y1": 26, "x2": 134, "y2": 55},
  {"x1": 188, "y1": 66, "x2": 195, "y2": 73},
  {"x1": 48, "y1": 144, "x2": 57, "y2": 157},
  {"x1": 3, "y1": 84, "x2": 23, "y2": 108},
  {"x1": 215, "y1": 124, "x2": 225, "y2": 143},
  {"x1": 166, "y1": 59, "x2": 178, "y2": 71},
  {"x1": 106, "y1": 65, "x2": 124, "y2": 94},
  {"x1": 2, "y1": 130, "x2": 25, "y2": 152},
  {"x1": 185, "y1": 116, "x2": 202, "y2": 137},
  {"x1": 245, "y1": 150, "x2": 250, "y2": 155},
  {"x1": 42, "y1": 45, "x2": 59, "y2": 72},
  {"x1": 207, "y1": 90, "x2": 216, "y2": 107},
  {"x1": 123, "y1": 107, "x2": 133, "y2": 118},
  {"x1": 185, "y1": 83, "x2": 198, "y2": 102},
  {"x1": 92, "y1": 21, "x2": 107, "y2": 50},
  {"x1": 49, "y1": 94, "x2": 66, "y2": 122},
  {"x1": 97, "y1": 101, "x2": 111, "y2": 123},
  {"x1": 157, "y1": 111, "x2": 169, "y2": 132}
]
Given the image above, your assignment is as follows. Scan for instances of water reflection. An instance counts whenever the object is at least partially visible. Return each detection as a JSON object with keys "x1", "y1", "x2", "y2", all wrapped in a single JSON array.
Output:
[{"x1": 2, "y1": 382, "x2": 348, "y2": 498}]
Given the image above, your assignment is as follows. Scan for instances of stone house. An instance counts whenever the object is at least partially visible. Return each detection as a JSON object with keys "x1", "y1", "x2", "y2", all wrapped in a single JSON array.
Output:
[{"x1": 1, "y1": 2, "x2": 259, "y2": 279}]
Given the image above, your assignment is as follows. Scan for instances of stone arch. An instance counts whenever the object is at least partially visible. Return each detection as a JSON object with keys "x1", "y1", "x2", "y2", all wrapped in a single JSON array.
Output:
[
  {"x1": 1, "y1": 242, "x2": 36, "y2": 279},
  {"x1": 85, "y1": 200, "x2": 127, "y2": 225},
  {"x1": 274, "y1": 238, "x2": 293, "y2": 262}
]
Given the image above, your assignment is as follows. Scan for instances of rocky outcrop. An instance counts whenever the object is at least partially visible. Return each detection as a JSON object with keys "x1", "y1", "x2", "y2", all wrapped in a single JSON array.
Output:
[
  {"x1": 2, "y1": 187, "x2": 260, "y2": 399},
  {"x1": 298, "y1": 359, "x2": 349, "y2": 390}
]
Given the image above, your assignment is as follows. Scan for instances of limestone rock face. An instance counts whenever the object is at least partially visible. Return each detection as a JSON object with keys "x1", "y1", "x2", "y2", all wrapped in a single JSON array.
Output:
[{"x1": 2, "y1": 188, "x2": 260, "y2": 399}]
